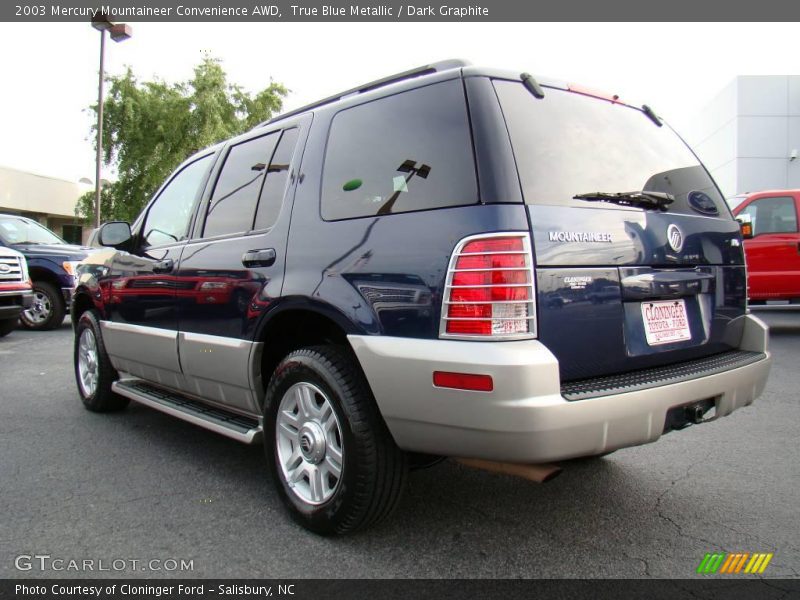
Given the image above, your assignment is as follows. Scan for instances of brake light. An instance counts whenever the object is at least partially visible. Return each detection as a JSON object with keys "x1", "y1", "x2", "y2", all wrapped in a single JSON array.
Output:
[
  {"x1": 567, "y1": 83, "x2": 622, "y2": 104},
  {"x1": 440, "y1": 233, "x2": 536, "y2": 339}
]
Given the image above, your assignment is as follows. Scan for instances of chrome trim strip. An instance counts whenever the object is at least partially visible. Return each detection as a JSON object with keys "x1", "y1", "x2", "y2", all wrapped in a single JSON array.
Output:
[
  {"x1": 441, "y1": 316, "x2": 536, "y2": 321},
  {"x1": 456, "y1": 251, "x2": 527, "y2": 256},
  {"x1": 446, "y1": 283, "x2": 531, "y2": 288}
]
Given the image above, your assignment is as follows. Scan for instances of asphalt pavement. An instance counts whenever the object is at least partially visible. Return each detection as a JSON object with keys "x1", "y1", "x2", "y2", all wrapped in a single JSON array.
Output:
[{"x1": 1, "y1": 310, "x2": 798, "y2": 579}]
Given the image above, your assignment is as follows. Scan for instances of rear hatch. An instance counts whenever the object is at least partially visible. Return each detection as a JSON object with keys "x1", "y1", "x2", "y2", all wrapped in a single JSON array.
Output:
[{"x1": 493, "y1": 79, "x2": 747, "y2": 382}]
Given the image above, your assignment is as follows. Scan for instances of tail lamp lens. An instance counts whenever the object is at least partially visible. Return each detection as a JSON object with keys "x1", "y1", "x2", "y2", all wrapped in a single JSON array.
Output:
[{"x1": 441, "y1": 234, "x2": 536, "y2": 339}]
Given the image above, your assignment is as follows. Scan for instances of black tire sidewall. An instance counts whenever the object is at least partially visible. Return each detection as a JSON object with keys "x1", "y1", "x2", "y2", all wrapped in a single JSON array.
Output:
[
  {"x1": 264, "y1": 351, "x2": 367, "y2": 534},
  {"x1": 74, "y1": 310, "x2": 126, "y2": 411}
]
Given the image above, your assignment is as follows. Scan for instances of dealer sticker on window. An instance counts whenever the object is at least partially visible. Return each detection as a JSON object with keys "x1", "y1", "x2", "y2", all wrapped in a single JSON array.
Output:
[{"x1": 641, "y1": 299, "x2": 691, "y2": 346}]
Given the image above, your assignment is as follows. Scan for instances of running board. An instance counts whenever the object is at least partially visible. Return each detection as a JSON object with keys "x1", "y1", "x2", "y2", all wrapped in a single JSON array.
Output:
[{"x1": 112, "y1": 379, "x2": 263, "y2": 444}]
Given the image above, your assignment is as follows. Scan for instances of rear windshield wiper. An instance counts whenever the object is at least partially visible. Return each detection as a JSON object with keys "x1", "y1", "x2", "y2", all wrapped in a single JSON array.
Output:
[{"x1": 573, "y1": 190, "x2": 674, "y2": 211}]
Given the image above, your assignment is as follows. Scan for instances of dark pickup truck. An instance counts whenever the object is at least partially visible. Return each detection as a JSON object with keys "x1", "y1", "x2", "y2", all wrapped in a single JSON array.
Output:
[{"x1": 0, "y1": 214, "x2": 91, "y2": 330}]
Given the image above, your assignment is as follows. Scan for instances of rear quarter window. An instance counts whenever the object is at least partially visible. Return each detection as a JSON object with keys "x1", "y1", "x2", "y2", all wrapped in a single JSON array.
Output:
[{"x1": 321, "y1": 79, "x2": 478, "y2": 220}]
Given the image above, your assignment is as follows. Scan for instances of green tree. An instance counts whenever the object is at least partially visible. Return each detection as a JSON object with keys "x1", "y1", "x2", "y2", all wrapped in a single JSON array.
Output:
[{"x1": 77, "y1": 57, "x2": 288, "y2": 224}]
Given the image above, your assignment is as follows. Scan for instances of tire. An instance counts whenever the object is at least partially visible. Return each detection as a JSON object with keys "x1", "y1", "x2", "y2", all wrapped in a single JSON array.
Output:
[
  {"x1": 0, "y1": 318, "x2": 17, "y2": 337},
  {"x1": 74, "y1": 310, "x2": 129, "y2": 412},
  {"x1": 264, "y1": 345, "x2": 407, "y2": 535},
  {"x1": 20, "y1": 281, "x2": 65, "y2": 331}
]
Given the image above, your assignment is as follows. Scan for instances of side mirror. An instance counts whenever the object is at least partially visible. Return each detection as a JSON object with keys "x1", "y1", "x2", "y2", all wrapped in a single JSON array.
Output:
[
  {"x1": 98, "y1": 221, "x2": 132, "y2": 247},
  {"x1": 736, "y1": 216, "x2": 753, "y2": 239}
]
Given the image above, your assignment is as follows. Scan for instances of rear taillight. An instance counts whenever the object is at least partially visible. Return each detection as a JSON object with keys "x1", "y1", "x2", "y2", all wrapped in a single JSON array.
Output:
[{"x1": 440, "y1": 233, "x2": 536, "y2": 340}]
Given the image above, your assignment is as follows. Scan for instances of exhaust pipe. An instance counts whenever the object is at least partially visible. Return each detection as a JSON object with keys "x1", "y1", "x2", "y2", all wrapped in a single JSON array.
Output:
[
  {"x1": 685, "y1": 404, "x2": 706, "y2": 425},
  {"x1": 455, "y1": 457, "x2": 562, "y2": 483}
]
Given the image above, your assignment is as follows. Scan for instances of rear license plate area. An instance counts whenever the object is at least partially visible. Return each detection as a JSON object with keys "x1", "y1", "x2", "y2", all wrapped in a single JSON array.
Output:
[{"x1": 641, "y1": 299, "x2": 691, "y2": 346}]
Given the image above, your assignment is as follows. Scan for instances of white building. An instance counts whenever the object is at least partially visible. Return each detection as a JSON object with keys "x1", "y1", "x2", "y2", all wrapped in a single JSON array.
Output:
[
  {"x1": 688, "y1": 76, "x2": 800, "y2": 198},
  {"x1": 0, "y1": 165, "x2": 89, "y2": 244}
]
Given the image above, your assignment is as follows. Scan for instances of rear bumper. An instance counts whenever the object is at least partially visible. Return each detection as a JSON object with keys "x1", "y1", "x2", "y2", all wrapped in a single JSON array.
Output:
[{"x1": 348, "y1": 314, "x2": 771, "y2": 463}]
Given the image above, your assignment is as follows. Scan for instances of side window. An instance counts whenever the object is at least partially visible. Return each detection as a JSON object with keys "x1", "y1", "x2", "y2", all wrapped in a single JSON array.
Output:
[
  {"x1": 143, "y1": 154, "x2": 213, "y2": 247},
  {"x1": 321, "y1": 80, "x2": 478, "y2": 220},
  {"x1": 203, "y1": 132, "x2": 280, "y2": 238},
  {"x1": 254, "y1": 128, "x2": 299, "y2": 230},
  {"x1": 739, "y1": 196, "x2": 797, "y2": 236}
]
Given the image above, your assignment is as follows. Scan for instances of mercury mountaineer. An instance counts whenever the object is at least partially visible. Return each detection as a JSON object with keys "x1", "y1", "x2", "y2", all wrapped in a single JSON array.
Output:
[{"x1": 71, "y1": 60, "x2": 771, "y2": 535}]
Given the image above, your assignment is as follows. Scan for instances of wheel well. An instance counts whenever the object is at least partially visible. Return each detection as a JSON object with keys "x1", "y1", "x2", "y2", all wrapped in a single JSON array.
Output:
[
  {"x1": 259, "y1": 309, "x2": 351, "y2": 392},
  {"x1": 28, "y1": 267, "x2": 63, "y2": 290},
  {"x1": 71, "y1": 292, "x2": 95, "y2": 329}
]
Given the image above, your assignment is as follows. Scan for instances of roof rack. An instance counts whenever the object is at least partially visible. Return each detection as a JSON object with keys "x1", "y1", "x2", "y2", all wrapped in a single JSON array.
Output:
[{"x1": 256, "y1": 59, "x2": 470, "y2": 128}]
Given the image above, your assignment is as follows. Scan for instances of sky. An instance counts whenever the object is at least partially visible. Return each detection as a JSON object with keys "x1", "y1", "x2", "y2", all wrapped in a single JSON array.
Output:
[{"x1": 0, "y1": 21, "x2": 798, "y2": 184}]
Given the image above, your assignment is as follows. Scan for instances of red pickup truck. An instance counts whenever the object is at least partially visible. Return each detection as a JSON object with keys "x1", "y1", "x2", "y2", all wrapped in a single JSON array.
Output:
[{"x1": 732, "y1": 189, "x2": 800, "y2": 303}]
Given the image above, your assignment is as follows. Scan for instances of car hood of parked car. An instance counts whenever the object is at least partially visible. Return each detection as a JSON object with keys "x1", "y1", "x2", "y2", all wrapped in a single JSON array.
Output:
[{"x1": 11, "y1": 242, "x2": 95, "y2": 259}]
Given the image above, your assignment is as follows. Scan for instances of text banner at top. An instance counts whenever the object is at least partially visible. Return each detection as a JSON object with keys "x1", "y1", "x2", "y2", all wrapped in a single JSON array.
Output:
[{"x1": 4, "y1": 0, "x2": 800, "y2": 22}]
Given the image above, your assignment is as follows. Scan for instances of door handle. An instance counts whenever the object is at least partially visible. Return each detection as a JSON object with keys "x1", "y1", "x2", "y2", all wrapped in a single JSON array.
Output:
[
  {"x1": 152, "y1": 258, "x2": 174, "y2": 274},
  {"x1": 242, "y1": 248, "x2": 276, "y2": 268}
]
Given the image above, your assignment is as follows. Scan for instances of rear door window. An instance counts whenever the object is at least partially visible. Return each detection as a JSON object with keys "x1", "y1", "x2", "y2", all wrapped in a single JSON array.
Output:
[
  {"x1": 253, "y1": 128, "x2": 299, "y2": 231},
  {"x1": 321, "y1": 80, "x2": 478, "y2": 220},
  {"x1": 203, "y1": 132, "x2": 280, "y2": 238}
]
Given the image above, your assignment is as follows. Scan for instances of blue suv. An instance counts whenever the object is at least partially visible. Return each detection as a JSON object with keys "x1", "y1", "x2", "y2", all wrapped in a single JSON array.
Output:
[
  {"x1": 0, "y1": 214, "x2": 90, "y2": 330},
  {"x1": 72, "y1": 61, "x2": 771, "y2": 534}
]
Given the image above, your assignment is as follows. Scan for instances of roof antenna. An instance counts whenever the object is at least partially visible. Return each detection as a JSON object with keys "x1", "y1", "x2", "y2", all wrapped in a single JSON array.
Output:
[{"x1": 520, "y1": 73, "x2": 545, "y2": 99}]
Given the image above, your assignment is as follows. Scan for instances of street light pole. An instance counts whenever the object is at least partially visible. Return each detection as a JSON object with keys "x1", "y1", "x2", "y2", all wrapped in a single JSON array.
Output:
[
  {"x1": 91, "y1": 16, "x2": 131, "y2": 230},
  {"x1": 94, "y1": 27, "x2": 106, "y2": 230}
]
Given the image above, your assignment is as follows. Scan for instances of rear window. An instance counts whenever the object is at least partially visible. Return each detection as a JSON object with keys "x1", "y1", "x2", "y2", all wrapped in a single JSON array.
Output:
[
  {"x1": 321, "y1": 80, "x2": 478, "y2": 220},
  {"x1": 494, "y1": 80, "x2": 726, "y2": 217}
]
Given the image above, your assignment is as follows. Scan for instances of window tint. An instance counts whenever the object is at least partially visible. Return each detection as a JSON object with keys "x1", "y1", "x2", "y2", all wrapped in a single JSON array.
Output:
[
  {"x1": 144, "y1": 154, "x2": 213, "y2": 247},
  {"x1": 738, "y1": 196, "x2": 797, "y2": 235},
  {"x1": 321, "y1": 80, "x2": 478, "y2": 220},
  {"x1": 494, "y1": 80, "x2": 726, "y2": 216},
  {"x1": 204, "y1": 132, "x2": 280, "y2": 238},
  {"x1": 254, "y1": 128, "x2": 299, "y2": 230}
]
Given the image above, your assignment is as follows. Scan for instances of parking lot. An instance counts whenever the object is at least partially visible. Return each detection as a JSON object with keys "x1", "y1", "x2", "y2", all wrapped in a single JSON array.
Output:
[{"x1": 1, "y1": 309, "x2": 798, "y2": 579}]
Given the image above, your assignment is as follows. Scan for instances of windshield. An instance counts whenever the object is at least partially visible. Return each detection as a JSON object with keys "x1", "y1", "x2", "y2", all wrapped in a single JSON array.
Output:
[
  {"x1": 493, "y1": 80, "x2": 726, "y2": 217},
  {"x1": 0, "y1": 216, "x2": 66, "y2": 245}
]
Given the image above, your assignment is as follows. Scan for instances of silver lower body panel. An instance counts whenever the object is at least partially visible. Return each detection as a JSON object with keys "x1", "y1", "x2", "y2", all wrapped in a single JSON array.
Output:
[{"x1": 348, "y1": 314, "x2": 771, "y2": 462}]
